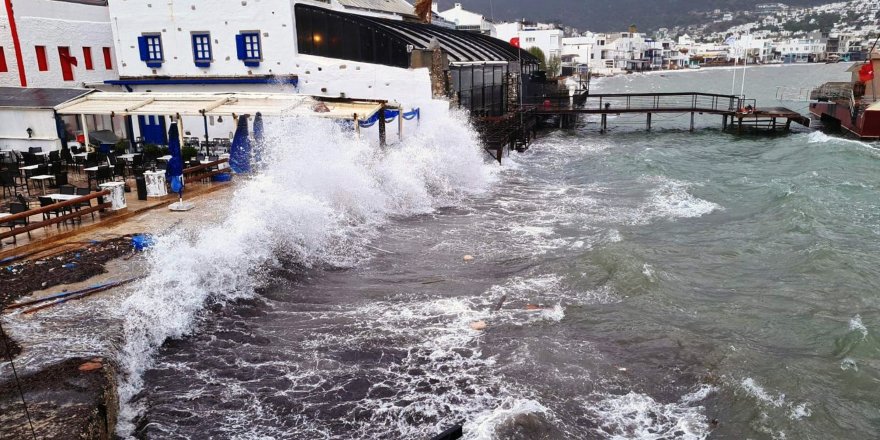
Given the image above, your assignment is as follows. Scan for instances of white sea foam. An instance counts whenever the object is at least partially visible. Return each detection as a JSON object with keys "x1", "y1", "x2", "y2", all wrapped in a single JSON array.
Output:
[
  {"x1": 849, "y1": 314, "x2": 868, "y2": 339},
  {"x1": 113, "y1": 109, "x2": 497, "y2": 436},
  {"x1": 588, "y1": 386, "x2": 715, "y2": 440},
  {"x1": 464, "y1": 398, "x2": 551, "y2": 440},
  {"x1": 740, "y1": 378, "x2": 786, "y2": 407},
  {"x1": 645, "y1": 177, "x2": 721, "y2": 220}
]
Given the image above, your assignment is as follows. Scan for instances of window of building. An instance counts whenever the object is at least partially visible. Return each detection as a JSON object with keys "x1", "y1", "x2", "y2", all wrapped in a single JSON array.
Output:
[
  {"x1": 137, "y1": 34, "x2": 164, "y2": 68},
  {"x1": 58, "y1": 47, "x2": 75, "y2": 81},
  {"x1": 0, "y1": 47, "x2": 7, "y2": 73},
  {"x1": 83, "y1": 47, "x2": 93, "y2": 70},
  {"x1": 103, "y1": 47, "x2": 113, "y2": 70},
  {"x1": 36, "y1": 46, "x2": 48, "y2": 71},
  {"x1": 192, "y1": 33, "x2": 212, "y2": 67},
  {"x1": 236, "y1": 32, "x2": 262, "y2": 67}
]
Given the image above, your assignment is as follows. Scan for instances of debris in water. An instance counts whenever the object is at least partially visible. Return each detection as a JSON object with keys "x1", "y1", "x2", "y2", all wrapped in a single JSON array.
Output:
[
  {"x1": 618, "y1": 367, "x2": 628, "y2": 372},
  {"x1": 78, "y1": 360, "x2": 104, "y2": 372},
  {"x1": 470, "y1": 321, "x2": 487, "y2": 331},
  {"x1": 463, "y1": 255, "x2": 475, "y2": 262},
  {"x1": 131, "y1": 234, "x2": 155, "y2": 252},
  {"x1": 525, "y1": 304, "x2": 544, "y2": 311}
]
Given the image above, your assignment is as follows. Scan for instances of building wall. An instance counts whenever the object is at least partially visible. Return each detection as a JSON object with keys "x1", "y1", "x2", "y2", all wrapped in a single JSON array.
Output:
[
  {"x1": 0, "y1": 0, "x2": 117, "y2": 88},
  {"x1": 108, "y1": 0, "x2": 297, "y2": 79},
  {"x1": 0, "y1": 107, "x2": 62, "y2": 150}
]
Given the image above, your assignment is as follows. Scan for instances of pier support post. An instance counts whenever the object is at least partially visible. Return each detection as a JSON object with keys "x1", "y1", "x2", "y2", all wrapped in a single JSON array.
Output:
[
  {"x1": 772, "y1": 118, "x2": 777, "y2": 131},
  {"x1": 647, "y1": 113, "x2": 652, "y2": 131},
  {"x1": 722, "y1": 115, "x2": 728, "y2": 132},
  {"x1": 689, "y1": 112, "x2": 695, "y2": 132},
  {"x1": 601, "y1": 114, "x2": 607, "y2": 134}
]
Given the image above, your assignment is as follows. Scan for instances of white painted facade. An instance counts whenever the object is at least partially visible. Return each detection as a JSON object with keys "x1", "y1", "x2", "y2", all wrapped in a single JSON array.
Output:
[
  {"x1": 105, "y1": 0, "x2": 438, "y2": 144},
  {"x1": 562, "y1": 36, "x2": 595, "y2": 65},
  {"x1": 495, "y1": 21, "x2": 564, "y2": 63},
  {"x1": 437, "y1": 3, "x2": 495, "y2": 36},
  {"x1": 0, "y1": 0, "x2": 118, "y2": 88}
]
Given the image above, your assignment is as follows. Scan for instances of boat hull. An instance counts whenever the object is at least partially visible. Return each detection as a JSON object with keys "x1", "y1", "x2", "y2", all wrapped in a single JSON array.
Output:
[{"x1": 809, "y1": 102, "x2": 880, "y2": 139}]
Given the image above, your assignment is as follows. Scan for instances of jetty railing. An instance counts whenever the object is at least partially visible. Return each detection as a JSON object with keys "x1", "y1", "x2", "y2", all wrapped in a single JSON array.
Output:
[
  {"x1": 531, "y1": 92, "x2": 746, "y2": 114},
  {"x1": 0, "y1": 190, "x2": 112, "y2": 244}
]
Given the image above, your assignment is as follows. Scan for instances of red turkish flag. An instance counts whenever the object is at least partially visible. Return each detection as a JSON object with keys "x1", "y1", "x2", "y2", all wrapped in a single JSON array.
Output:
[
  {"x1": 859, "y1": 63, "x2": 874, "y2": 83},
  {"x1": 510, "y1": 37, "x2": 520, "y2": 48},
  {"x1": 60, "y1": 52, "x2": 78, "y2": 67}
]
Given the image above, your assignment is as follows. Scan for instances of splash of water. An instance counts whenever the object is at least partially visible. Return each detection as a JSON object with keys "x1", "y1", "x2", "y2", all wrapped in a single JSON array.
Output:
[{"x1": 113, "y1": 110, "x2": 496, "y2": 436}]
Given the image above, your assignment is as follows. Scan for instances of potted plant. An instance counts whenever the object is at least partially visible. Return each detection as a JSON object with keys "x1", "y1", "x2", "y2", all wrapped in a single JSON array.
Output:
[
  {"x1": 114, "y1": 139, "x2": 129, "y2": 155},
  {"x1": 182, "y1": 145, "x2": 199, "y2": 162},
  {"x1": 143, "y1": 143, "x2": 161, "y2": 161}
]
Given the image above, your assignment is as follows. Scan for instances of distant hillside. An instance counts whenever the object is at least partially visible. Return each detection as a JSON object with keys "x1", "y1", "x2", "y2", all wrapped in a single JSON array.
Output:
[{"x1": 440, "y1": 0, "x2": 832, "y2": 31}]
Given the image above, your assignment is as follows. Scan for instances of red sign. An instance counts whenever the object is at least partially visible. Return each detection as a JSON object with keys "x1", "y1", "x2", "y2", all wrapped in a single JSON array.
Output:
[{"x1": 510, "y1": 37, "x2": 520, "y2": 48}]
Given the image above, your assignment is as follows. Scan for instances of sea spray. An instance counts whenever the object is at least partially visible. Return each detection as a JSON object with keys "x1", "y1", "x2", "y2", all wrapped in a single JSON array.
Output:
[{"x1": 114, "y1": 110, "x2": 496, "y2": 436}]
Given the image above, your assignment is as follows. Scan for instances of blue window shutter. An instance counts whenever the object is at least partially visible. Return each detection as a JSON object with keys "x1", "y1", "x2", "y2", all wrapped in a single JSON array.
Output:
[
  {"x1": 137, "y1": 36, "x2": 149, "y2": 61},
  {"x1": 235, "y1": 34, "x2": 246, "y2": 60}
]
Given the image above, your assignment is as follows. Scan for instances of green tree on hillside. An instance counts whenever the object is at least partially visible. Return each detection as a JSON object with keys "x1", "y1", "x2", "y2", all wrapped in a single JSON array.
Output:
[
  {"x1": 547, "y1": 55, "x2": 562, "y2": 77},
  {"x1": 527, "y1": 46, "x2": 547, "y2": 71}
]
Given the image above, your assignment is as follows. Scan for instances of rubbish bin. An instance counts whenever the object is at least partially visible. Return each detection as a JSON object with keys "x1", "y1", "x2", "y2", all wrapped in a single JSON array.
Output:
[{"x1": 136, "y1": 176, "x2": 147, "y2": 201}]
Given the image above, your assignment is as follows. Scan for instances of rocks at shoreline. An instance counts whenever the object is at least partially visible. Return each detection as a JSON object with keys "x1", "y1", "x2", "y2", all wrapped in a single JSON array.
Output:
[{"x1": 0, "y1": 357, "x2": 119, "y2": 440}]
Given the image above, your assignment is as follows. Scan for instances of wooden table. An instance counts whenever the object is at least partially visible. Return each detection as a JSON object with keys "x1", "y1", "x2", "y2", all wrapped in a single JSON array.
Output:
[
  {"x1": 29, "y1": 174, "x2": 55, "y2": 195},
  {"x1": 47, "y1": 193, "x2": 79, "y2": 202}
]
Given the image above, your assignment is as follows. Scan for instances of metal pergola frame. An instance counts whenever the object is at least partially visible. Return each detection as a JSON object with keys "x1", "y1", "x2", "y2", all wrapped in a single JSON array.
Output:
[{"x1": 55, "y1": 91, "x2": 395, "y2": 149}]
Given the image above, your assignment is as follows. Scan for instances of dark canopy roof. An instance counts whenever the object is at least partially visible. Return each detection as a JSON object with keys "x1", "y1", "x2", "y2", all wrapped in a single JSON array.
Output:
[
  {"x1": 0, "y1": 87, "x2": 91, "y2": 109},
  {"x1": 295, "y1": 4, "x2": 539, "y2": 65}
]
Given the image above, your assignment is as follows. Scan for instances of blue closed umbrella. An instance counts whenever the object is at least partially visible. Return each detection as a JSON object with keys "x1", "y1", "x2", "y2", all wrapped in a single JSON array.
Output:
[
  {"x1": 166, "y1": 122, "x2": 185, "y2": 198},
  {"x1": 229, "y1": 115, "x2": 251, "y2": 173},
  {"x1": 253, "y1": 112, "x2": 264, "y2": 169}
]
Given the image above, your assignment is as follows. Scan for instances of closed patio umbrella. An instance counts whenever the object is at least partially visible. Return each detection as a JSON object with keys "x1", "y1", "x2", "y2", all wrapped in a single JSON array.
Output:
[
  {"x1": 229, "y1": 115, "x2": 251, "y2": 173},
  {"x1": 253, "y1": 112, "x2": 264, "y2": 169},
  {"x1": 166, "y1": 122, "x2": 193, "y2": 211}
]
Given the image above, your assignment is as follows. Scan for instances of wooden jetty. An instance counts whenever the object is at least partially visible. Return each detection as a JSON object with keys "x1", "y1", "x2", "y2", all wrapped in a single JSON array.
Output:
[{"x1": 530, "y1": 92, "x2": 810, "y2": 133}]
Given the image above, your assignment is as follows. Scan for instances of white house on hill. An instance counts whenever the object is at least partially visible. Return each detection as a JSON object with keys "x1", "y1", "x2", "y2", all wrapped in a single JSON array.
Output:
[{"x1": 438, "y1": 2, "x2": 495, "y2": 35}]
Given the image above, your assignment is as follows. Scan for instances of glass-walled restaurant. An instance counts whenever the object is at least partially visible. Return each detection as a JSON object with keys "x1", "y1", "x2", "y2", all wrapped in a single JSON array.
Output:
[{"x1": 293, "y1": 4, "x2": 539, "y2": 118}]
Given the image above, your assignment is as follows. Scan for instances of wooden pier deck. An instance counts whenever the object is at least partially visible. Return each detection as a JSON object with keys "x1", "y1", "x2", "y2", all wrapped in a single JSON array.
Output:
[{"x1": 530, "y1": 92, "x2": 810, "y2": 133}]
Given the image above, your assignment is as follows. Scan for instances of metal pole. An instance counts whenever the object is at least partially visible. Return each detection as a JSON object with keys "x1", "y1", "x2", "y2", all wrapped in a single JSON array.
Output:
[
  {"x1": 647, "y1": 113, "x2": 652, "y2": 131},
  {"x1": 378, "y1": 106, "x2": 386, "y2": 147},
  {"x1": 398, "y1": 106, "x2": 404, "y2": 141},
  {"x1": 80, "y1": 113, "x2": 90, "y2": 152},
  {"x1": 690, "y1": 112, "x2": 695, "y2": 132},
  {"x1": 202, "y1": 113, "x2": 210, "y2": 155}
]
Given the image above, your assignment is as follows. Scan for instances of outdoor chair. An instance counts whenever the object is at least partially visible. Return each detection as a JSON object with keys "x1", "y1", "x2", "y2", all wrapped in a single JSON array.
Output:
[
  {"x1": 96, "y1": 166, "x2": 113, "y2": 186},
  {"x1": 74, "y1": 187, "x2": 94, "y2": 221},
  {"x1": 16, "y1": 193, "x2": 30, "y2": 209},
  {"x1": 114, "y1": 161, "x2": 126, "y2": 179},
  {"x1": 2, "y1": 171, "x2": 29, "y2": 199},
  {"x1": 60, "y1": 185, "x2": 76, "y2": 195},
  {"x1": 54, "y1": 171, "x2": 68, "y2": 187},
  {"x1": 28, "y1": 147, "x2": 43, "y2": 154},
  {"x1": 49, "y1": 151, "x2": 60, "y2": 162},
  {"x1": 38, "y1": 196, "x2": 63, "y2": 225},
  {"x1": 1, "y1": 202, "x2": 30, "y2": 244}
]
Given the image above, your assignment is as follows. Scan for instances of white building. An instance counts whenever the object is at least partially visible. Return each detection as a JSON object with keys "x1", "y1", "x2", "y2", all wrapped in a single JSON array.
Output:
[
  {"x1": 495, "y1": 21, "x2": 563, "y2": 67},
  {"x1": 105, "y1": 0, "x2": 440, "y2": 145},
  {"x1": 437, "y1": 2, "x2": 495, "y2": 35},
  {"x1": 0, "y1": 0, "x2": 118, "y2": 88},
  {"x1": 728, "y1": 36, "x2": 774, "y2": 63},
  {"x1": 774, "y1": 32, "x2": 827, "y2": 63}
]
